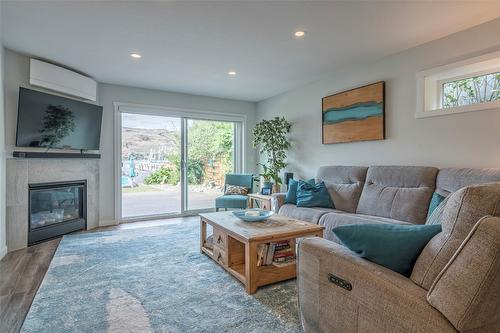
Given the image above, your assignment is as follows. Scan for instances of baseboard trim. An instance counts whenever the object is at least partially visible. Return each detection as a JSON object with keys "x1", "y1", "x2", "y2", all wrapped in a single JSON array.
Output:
[
  {"x1": 98, "y1": 219, "x2": 118, "y2": 227},
  {"x1": 0, "y1": 245, "x2": 7, "y2": 261}
]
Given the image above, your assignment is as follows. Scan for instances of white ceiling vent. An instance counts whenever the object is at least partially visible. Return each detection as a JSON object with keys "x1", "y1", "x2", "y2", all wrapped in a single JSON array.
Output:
[{"x1": 29, "y1": 59, "x2": 97, "y2": 101}]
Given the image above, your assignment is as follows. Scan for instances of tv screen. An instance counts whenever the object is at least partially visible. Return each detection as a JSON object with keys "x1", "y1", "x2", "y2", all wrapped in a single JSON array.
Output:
[{"x1": 16, "y1": 88, "x2": 103, "y2": 151}]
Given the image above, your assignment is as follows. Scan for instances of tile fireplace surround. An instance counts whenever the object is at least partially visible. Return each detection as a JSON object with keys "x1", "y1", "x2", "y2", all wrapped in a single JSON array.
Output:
[{"x1": 6, "y1": 158, "x2": 100, "y2": 251}]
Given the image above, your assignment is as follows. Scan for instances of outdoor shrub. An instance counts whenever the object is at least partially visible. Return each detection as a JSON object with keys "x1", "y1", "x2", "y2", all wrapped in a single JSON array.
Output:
[{"x1": 144, "y1": 167, "x2": 180, "y2": 185}]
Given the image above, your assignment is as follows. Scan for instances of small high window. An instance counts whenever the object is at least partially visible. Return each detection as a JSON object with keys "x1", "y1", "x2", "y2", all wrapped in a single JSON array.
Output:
[
  {"x1": 416, "y1": 51, "x2": 500, "y2": 118},
  {"x1": 442, "y1": 71, "x2": 500, "y2": 108}
]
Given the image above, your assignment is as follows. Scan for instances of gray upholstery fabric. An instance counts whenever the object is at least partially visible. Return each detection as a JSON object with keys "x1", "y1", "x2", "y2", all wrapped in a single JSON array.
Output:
[
  {"x1": 298, "y1": 237, "x2": 456, "y2": 333},
  {"x1": 411, "y1": 183, "x2": 500, "y2": 290},
  {"x1": 435, "y1": 168, "x2": 500, "y2": 197},
  {"x1": 356, "y1": 166, "x2": 438, "y2": 224},
  {"x1": 426, "y1": 195, "x2": 451, "y2": 225},
  {"x1": 427, "y1": 216, "x2": 500, "y2": 332},
  {"x1": 316, "y1": 166, "x2": 368, "y2": 213},
  {"x1": 270, "y1": 193, "x2": 286, "y2": 213},
  {"x1": 278, "y1": 204, "x2": 342, "y2": 224},
  {"x1": 319, "y1": 212, "x2": 410, "y2": 243}
]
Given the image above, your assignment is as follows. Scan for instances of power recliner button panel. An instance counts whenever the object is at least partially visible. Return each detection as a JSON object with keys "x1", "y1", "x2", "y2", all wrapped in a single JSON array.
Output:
[{"x1": 328, "y1": 273, "x2": 353, "y2": 291}]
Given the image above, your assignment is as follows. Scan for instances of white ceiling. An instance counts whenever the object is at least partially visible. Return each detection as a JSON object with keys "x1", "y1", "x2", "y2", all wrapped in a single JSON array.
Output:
[{"x1": 2, "y1": 1, "x2": 500, "y2": 102}]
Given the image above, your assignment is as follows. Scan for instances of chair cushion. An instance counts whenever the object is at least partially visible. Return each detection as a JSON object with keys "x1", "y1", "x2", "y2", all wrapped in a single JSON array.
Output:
[
  {"x1": 319, "y1": 212, "x2": 411, "y2": 243},
  {"x1": 285, "y1": 178, "x2": 315, "y2": 204},
  {"x1": 411, "y1": 183, "x2": 500, "y2": 290},
  {"x1": 316, "y1": 166, "x2": 368, "y2": 213},
  {"x1": 333, "y1": 223, "x2": 442, "y2": 276},
  {"x1": 296, "y1": 181, "x2": 334, "y2": 208},
  {"x1": 278, "y1": 204, "x2": 341, "y2": 224},
  {"x1": 356, "y1": 166, "x2": 438, "y2": 224},
  {"x1": 215, "y1": 195, "x2": 248, "y2": 209}
]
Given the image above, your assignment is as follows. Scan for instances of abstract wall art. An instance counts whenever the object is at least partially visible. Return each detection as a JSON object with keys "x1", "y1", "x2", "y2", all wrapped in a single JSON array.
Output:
[{"x1": 322, "y1": 81, "x2": 385, "y2": 144}]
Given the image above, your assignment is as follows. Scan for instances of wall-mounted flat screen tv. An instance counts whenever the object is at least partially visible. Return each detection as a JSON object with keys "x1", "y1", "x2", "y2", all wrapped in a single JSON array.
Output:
[{"x1": 16, "y1": 87, "x2": 103, "y2": 151}]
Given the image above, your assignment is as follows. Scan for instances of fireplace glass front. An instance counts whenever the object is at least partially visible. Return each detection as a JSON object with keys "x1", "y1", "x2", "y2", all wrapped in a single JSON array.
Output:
[{"x1": 28, "y1": 180, "x2": 86, "y2": 245}]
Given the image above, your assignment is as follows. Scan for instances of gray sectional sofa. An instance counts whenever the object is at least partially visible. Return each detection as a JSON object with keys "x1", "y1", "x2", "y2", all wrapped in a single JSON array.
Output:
[
  {"x1": 271, "y1": 165, "x2": 500, "y2": 333},
  {"x1": 272, "y1": 165, "x2": 500, "y2": 242}
]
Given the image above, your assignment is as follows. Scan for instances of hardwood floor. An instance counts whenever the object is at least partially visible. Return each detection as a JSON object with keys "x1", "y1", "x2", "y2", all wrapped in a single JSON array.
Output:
[{"x1": 0, "y1": 216, "x2": 197, "y2": 333}]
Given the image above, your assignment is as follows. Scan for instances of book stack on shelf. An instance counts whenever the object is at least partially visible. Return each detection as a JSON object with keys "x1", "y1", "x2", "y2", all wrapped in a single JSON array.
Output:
[{"x1": 257, "y1": 240, "x2": 296, "y2": 267}]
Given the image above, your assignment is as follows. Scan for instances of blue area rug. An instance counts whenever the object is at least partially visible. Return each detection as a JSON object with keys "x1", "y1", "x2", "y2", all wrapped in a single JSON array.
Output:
[{"x1": 22, "y1": 219, "x2": 302, "y2": 333}]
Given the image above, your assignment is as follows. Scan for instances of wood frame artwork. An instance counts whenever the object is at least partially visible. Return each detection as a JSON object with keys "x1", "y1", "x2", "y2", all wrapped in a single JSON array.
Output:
[{"x1": 322, "y1": 81, "x2": 385, "y2": 144}]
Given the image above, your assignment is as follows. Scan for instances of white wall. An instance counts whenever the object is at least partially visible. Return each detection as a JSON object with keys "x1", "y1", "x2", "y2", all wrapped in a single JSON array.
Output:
[
  {"x1": 98, "y1": 84, "x2": 256, "y2": 224},
  {"x1": 257, "y1": 19, "x2": 500, "y2": 179},
  {"x1": 3, "y1": 49, "x2": 257, "y2": 227},
  {"x1": 0, "y1": 1, "x2": 7, "y2": 259}
]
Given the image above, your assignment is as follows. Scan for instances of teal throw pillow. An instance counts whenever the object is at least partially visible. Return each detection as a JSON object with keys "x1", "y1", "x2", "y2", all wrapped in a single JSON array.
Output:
[
  {"x1": 285, "y1": 178, "x2": 315, "y2": 205},
  {"x1": 296, "y1": 180, "x2": 334, "y2": 208},
  {"x1": 426, "y1": 192, "x2": 446, "y2": 221},
  {"x1": 333, "y1": 223, "x2": 442, "y2": 276}
]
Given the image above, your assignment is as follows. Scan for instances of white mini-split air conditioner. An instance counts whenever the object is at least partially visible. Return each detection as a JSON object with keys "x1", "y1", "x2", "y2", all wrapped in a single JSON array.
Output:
[{"x1": 29, "y1": 59, "x2": 97, "y2": 101}]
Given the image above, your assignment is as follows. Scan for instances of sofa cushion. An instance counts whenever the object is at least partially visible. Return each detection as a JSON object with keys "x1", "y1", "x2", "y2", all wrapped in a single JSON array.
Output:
[
  {"x1": 316, "y1": 165, "x2": 368, "y2": 213},
  {"x1": 333, "y1": 223, "x2": 442, "y2": 276},
  {"x1": 298, "y1": 238, "x2": 456, "y2": 333},
  {"x1": 410, "y1": 183, "x2": 500, "y2": 290},
  {"x1": 319, "y1": 212, "x2": 410, "y2": 243},
  {"x1": 278, "y1": 204, "x2": 341, "y2": 224},
  {"x1": 285, "y1": 178, "x2": 315, "y2": 204},
  {"x1": 435, "y1": 167, "x2": 500, "y2": 197},
  {"x1": 356, "y1": 166, "x2": 438, "y2": 224},
  {"x1": 427, "y1": 216, "x2": 500, "y2": 332},
  {"x1": 426, "y1": 192, "x2": 446, "y2": 221},
  {"x1": 296, "y1": 181, "x2": 334, "y2": 208},
  {"x1": 426, "y1": 195, "x2": 450, "y2": 226}
]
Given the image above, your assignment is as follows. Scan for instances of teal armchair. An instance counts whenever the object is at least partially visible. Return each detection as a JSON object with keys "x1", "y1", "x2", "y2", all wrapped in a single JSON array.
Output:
[{"x1": 215, "y1": 174, "x2": 254, "y2": 211}]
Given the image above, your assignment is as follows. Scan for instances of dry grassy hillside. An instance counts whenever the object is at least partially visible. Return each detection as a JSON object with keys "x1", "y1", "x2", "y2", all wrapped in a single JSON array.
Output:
[{"x1": 122, "y1": 127, "x2": 179, "y2": 159}]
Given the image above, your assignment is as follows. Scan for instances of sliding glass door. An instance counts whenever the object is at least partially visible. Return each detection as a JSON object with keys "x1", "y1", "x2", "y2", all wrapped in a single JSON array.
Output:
[
  {"x1": 119, "y1": 109, "x2": 241, "y2": 220},
  {"x1": 121, "y1": 113, "x2": 182, "y2": 218},
  {"x1": 186, "y1": 119, "x2": 234, "y2": 210}
]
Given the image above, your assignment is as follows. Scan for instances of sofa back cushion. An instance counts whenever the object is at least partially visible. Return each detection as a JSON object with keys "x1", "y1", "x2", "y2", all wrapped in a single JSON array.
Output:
[
  {"x1": 426, "y1": 216, "x2": 500, "y2": 332},
  {"x1": 316, "y1": 166, "x2": 368, "y2": 213},
  {"x1": 411, "y1": 183, "x2": 500, "y2": 290},
  {"x1": 356, "y1": 166, "x2": 438, "y2": 224},
  {"x1": 436, "y1": 168, "x2": 500, "y2": 196}
]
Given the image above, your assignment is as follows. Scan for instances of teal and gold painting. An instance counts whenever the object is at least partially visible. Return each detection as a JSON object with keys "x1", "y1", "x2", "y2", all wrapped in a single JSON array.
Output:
[{"x1": 322, "y1": 81, "x2": 385, "y2": 144}]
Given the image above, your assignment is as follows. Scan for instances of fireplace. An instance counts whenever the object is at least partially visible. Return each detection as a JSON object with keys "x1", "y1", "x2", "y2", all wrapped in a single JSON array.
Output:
[{"x1": 28, "y1": 180, "x2": 87, "y2": 245}]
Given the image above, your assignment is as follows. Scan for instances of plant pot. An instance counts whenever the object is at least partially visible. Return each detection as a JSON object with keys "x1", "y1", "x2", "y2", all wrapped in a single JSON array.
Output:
[
  {"x1": 272, "y1": 184, "x2": 280, "y2": 194},
  {"x1": 262, "y1": 181, "x2": 273, "y2": 189}
]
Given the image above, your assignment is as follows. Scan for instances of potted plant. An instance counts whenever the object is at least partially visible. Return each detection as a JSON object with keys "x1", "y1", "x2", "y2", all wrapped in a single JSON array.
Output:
[
  {"x1": 258, "y1": 163, "x2": 274, "y2": 190},
  {"x1": 253, "y1": 117, "x2": 291, "y2": 193}
]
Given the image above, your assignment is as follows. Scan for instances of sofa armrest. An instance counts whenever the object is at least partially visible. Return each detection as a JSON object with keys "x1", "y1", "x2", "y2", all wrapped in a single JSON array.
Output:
[
  {"x1": 298, "y1": 237, "x2": 454, "y2": 333},
  {"x1": 427, "y1": 216, "x2": 500, "y2": 332},
  {"x1": 271, "y1": 193, "x2": 286, "y2": 213}
]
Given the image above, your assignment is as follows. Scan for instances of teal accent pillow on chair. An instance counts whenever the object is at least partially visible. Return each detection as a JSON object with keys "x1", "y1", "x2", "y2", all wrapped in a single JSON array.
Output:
[
  {"x1": 333, "y1": 223, "x2": 442, "y2": 276},
  {"x1": 296, "y1": 180, "x2": 334, "y2": 208},
  {"x1": 285, "y1": 178, "x2": 315, "y2": 204}
]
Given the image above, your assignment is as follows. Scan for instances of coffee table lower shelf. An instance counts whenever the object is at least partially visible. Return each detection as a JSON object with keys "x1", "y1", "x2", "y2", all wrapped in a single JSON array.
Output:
[{"x1": 200, "y1": 214, "x2": 324, "y2": 294}]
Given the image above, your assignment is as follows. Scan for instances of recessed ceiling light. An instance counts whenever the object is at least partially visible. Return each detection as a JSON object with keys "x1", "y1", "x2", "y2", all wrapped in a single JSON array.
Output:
[
  {"x1": 294, "y1": 30, "x2": 305, "y2": 37},
  {"x1": 228, "y1": 71, "x2": 237, "y2": 76},
  {"x1": 130, "y1": 53, "x2": 142, "y2": 59}
]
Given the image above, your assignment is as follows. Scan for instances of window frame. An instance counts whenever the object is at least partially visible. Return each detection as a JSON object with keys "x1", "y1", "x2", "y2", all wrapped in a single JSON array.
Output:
[{"x1": 416, "y1": 50, "x2": 500, "y2": 119}]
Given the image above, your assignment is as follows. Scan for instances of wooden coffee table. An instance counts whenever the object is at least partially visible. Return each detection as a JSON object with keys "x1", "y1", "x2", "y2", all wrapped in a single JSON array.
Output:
[{"x1": 199, "y1": 211, "x2": 324, "y2": 294}]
